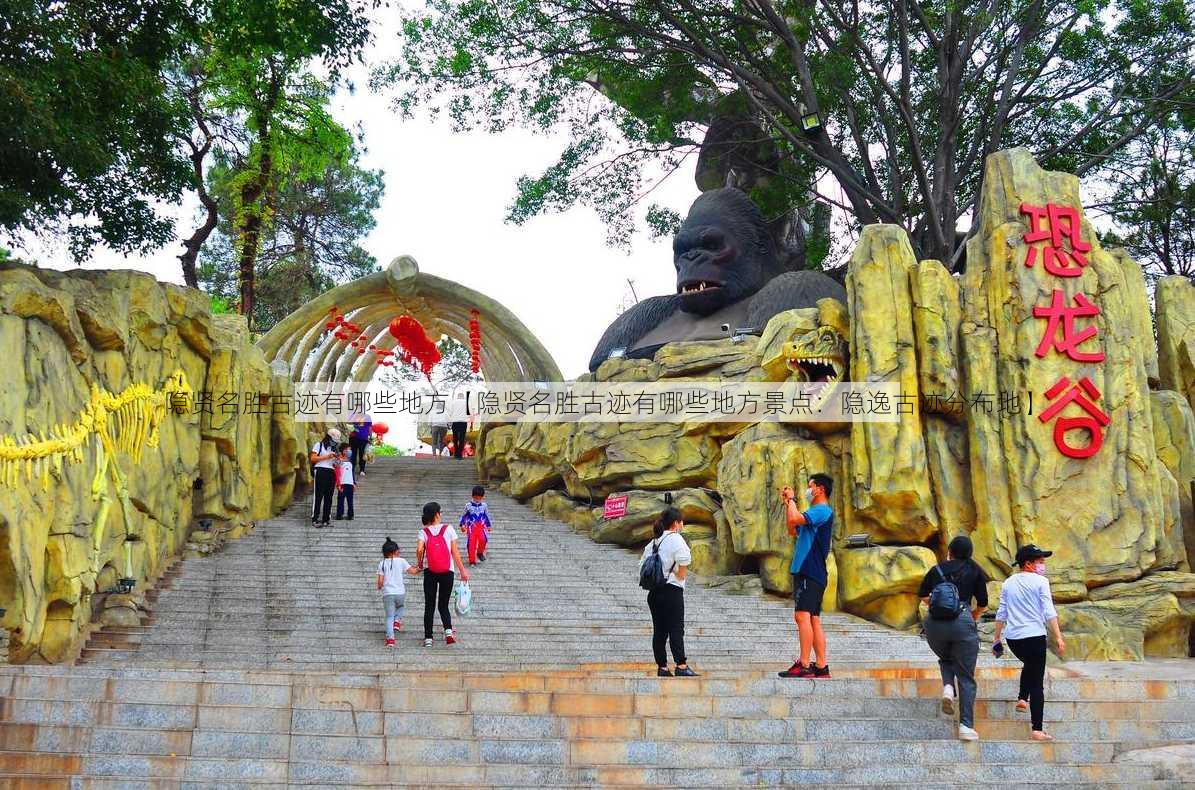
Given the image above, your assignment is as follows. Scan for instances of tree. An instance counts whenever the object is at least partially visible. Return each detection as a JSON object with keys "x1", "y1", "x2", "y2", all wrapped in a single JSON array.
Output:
[
  {"x1": 380, "y1": 0, "x2": 1194, "y2": 268},
  {"x1": 0, "y1": 0, "x2": 194, "y2": 259},
  {"x1": 1100, "y1": 127, "x2": 1195, "y2": 282},
  {"x1": 198, "y1": 147, "x2": 383, "y2": 331}
]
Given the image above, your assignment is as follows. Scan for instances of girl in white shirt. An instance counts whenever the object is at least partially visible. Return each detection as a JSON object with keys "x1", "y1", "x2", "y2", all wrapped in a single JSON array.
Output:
[
  {"x1": 377, "y1": 537, "x2": 421, "y2": 647},
  {"x1": 993, "y1": 544, "x2": 1066, "y2": 741},
  {"x1": 640, "y1": 507, "x2": 696, "y2": 677}
]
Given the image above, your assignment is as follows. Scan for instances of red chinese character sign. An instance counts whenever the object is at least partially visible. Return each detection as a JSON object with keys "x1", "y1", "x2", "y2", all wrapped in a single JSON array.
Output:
[
  {"x1": 1021, "y1": 203, "x2": 1109, "y2": 458},
  {"x1": 1020, "y1": 202, "x2": 1091, "y2": 276}
]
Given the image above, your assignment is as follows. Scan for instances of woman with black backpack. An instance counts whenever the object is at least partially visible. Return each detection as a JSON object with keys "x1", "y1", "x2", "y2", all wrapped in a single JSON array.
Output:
[
  {"x1": 639, "y1": 507, "x2": 697, "y2": 677},
  {"x1": 918, "y1": 535, "x2": 989, "y2": 741}
]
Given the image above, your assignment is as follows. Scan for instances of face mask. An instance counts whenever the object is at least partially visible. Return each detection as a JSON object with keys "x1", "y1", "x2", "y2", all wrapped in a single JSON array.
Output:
[
  {"x1": 806, "y1": 486, "x2": 816, "y2": 500},
  {"x1": 1033, "y1": 560, "x2": 1047, "y2": 575}
]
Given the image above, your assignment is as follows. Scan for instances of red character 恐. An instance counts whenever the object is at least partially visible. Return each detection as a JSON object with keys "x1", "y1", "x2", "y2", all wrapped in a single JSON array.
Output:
[
  {"x1": 1020, "y1": 202, "x2": 1092, "y2": 277},
  {"x1": 1038, "y1": 376, "x2": 1110, "y2": 458},
  {"x1": 1032, "y1": 289, "x2": 1105, "y2": 362}
]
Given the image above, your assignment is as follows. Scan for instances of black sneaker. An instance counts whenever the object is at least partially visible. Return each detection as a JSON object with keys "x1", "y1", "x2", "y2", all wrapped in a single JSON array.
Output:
[
  {"x1": 657, "y1": 667, "x2": 673, "y2": 677},
  {"x1": 778, "y1": 662, "x2": 806, "y2": 678},
  {"x1": 812, "y1": 664, "x2": 832, "y2": 678},
  {"x1": 478, "y1": 552, "x2": 486, "y2": 562},
  {"x1": 674, "y1": 667, "x2": 699, "y2": 677}
]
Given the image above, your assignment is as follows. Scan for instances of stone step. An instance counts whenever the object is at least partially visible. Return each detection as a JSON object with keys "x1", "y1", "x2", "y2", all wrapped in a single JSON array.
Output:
[{"x1": 0, "y1": 758, "x2": 1174, "y2": 788}]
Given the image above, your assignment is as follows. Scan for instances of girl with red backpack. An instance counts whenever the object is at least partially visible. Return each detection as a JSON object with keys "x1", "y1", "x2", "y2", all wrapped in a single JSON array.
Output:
[{"x1": 415, "y1": 502, "x2": 470, "y2": 647}]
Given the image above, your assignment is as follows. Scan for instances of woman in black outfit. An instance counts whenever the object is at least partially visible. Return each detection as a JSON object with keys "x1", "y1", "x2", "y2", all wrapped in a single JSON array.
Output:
[
  {"x1": 917, "y1": 534, "x2": 989, "y2": 741},
  {"x1": 309, "y1": 428, "x2": 341, "y2": 527},
  {"x1": 640, "y1": 507, "x2": 697, "y2": 677}
]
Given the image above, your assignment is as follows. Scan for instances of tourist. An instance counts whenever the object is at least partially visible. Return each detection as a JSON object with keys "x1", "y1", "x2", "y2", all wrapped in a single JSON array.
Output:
[
  {"x1": 993, "y1": 544, "x2": 1066, "y2": 741},
  {"x1": 350, "y1": 416, "x2": 372, "y2": 476},
  {"x1": 415, "y1": 501, "x2": 469, "y2": 647},
  {"x1": 334, "y1": 443, "x2": 355, "y2": 521},
  {"x1": 377, "y1": 537, "x2": 420, "y2": 647},
  {"x1": 917, "y1": 534, "x2": 989, "y2": 741},
  {"x1": 430, "y1": 419, "x2": 449, "y2": 456},
  {"x1": 309, "y1": 428, "x2": 341, "y2": 528},
  {"x1": 463, "y1": 441, "x2": 475, "y2": 458},
  {"x1": 459, "y1": 485, "x2": 493, "y2": 565},
  {"x1": 451, "y1": 420, "x2": 468, "y2": 459},
  {"x1": 778, "y1": 474, "x2": 834, "y2": 679},
  {"x1": 641, "y1": 506, "x2": 697, "y2": 677}
]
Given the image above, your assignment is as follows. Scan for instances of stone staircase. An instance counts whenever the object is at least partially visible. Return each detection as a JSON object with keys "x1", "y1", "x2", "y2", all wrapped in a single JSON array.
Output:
[{"x1": 1, "y1": 456, "x2": 1192, "y2": 787}]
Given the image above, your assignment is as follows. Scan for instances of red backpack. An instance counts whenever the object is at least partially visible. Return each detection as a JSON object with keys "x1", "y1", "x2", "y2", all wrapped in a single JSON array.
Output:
[{"x1": 423, "y1": 525, "x2": 452, "y2": 573}]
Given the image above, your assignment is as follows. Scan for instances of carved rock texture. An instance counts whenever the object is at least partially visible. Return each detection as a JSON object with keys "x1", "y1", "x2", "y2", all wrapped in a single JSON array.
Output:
[{"x1": 0, "y1": 264, "x2": 301, "y2": 662}]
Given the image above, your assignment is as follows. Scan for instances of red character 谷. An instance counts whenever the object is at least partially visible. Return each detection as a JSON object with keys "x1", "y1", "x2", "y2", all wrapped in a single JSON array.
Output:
[{"x1": 1038, "y1": 376, "x2": 1110, "y2": 458}]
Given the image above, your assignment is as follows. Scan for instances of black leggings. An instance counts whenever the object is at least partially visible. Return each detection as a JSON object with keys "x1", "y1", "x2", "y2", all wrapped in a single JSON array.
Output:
[
  {"x1": 349, "y1": 436, "x2": 367, "y2": 475},
  {"x1": 311, "y1": 467, "x2": 335, "y2": 523},
  {"x1": 1008, "y1": 635, "x2": 1047, "y2": 730},
  {"x1": 452, "y1": 422, "x2": 467, "y2": 458},
  {"x1": 647, "y1": 585, "x2": 686, "y2": 667},
  {"x1": 423, "y1": 571, "x2": 454, "y2": 639}
]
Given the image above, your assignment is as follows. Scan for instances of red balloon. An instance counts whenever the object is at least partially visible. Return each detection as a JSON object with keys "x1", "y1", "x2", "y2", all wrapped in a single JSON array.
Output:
[{"x1": 371, "y1": 423, "x2": 389, "y2": 436}]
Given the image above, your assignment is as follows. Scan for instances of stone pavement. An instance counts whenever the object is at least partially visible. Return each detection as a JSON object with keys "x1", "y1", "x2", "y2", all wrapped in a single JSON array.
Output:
[{"x1": 1, "y1": 456, "x2": 1193, "y2": 787}]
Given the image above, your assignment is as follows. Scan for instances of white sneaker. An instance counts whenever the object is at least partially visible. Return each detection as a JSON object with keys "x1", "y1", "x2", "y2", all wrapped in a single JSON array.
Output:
[
  {"x1": 941, "y1": 684, "x2": 956, "y2": 716},
  {"x1": 958, "y1": 724, "x2": 979, "y2": 741}
]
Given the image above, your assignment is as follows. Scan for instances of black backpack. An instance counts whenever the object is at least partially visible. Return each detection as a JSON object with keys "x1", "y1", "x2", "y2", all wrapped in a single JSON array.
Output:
[
  {"x1": 638, "y1": 535, "x2": 675, "y2": 592},
  {"x1": 928, "y1": 565, "x2": 962, "y2": 620}
]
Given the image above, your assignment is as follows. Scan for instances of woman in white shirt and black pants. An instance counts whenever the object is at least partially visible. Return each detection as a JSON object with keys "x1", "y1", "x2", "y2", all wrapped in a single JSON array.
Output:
[
  {"x1": 641, "y1": 507, "x2": 697, "y2": 677},
  {"x1": 993, "y1": 544, "x2": 1066, "y2": 741}
]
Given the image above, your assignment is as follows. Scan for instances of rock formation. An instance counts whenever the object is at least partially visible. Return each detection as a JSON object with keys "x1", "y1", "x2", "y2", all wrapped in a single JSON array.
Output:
[
  {"x1": 483, "y1": 149, "x2": 1195, "y2": 660},
  {"x1": 0, "y1": 264, "x2": 306, "y2": 662}
]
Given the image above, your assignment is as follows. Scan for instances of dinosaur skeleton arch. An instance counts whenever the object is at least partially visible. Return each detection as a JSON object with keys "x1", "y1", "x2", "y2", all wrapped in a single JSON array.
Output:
[{"x1": 257, "y1": 256, "x2": 562, "y2": 385}]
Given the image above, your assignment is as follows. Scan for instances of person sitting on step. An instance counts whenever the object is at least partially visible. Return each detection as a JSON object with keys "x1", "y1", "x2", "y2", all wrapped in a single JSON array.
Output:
[
  {"x1": 459, "y1": 485, "x2": 493, "y2": 566},
  {"x1": 377, "y1": 537, "x2": 421, "y2": 647}
]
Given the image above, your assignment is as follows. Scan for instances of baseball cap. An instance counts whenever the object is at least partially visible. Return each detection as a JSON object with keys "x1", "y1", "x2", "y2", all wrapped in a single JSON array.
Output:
[
  {"x1": 1015, "y1": 544, "x2": 1053, "y2": 565},
  {"x1": 328, "y1": 428, "x2": 343, "y2": 442}
]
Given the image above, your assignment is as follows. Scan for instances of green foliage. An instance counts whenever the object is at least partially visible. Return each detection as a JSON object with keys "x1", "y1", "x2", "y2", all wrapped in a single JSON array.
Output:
[
  {"x1": 0, "y1": 0, "x2": 194, "y2": 259},
  {"x1": 372, "y1": 443, "x2": 402, "y2": 457},
  {"x1": 1100, "y1": 127, "x2": 1195, "y2": 281},
  {"x1": 208, "y1": 293, "x2": 235, "y2": 315},
  {"x1": 379, "y1": 0, "x2": 1194, "y2": 265},
  {"x1": 199, "y1": 143, "x2": 383, "y2": 331}
]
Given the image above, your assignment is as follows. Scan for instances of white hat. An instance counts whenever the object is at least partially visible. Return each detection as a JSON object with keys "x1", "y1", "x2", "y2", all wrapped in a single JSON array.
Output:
[{"x1": 328, "y1": 428, "x2": 343, "y2": 442}]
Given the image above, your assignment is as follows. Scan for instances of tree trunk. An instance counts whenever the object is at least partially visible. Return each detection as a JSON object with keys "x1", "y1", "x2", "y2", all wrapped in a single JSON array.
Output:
[{"x1": 179, "y1": 181, "x2": 217, "y2": 288}]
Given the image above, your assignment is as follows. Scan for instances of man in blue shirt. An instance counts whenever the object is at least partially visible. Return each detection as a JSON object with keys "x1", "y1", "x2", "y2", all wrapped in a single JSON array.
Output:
[{"x1": 778, "y1": 473, "x2": 834, "y2": 679}]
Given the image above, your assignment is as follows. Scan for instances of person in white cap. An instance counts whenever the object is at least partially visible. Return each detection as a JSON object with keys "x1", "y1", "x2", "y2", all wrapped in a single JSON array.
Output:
[
  {"x1": 310, "y1": 427, "x2": 342, "y2": 527},
  {"x1": 992, "y1": 544, "x2": 1065, "y2": 741}
]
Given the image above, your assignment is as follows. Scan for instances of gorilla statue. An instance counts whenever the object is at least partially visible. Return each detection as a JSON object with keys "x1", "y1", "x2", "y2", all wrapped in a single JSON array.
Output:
[{"x1": 588, "y1": 188, "x2": 847, "y2": 371}]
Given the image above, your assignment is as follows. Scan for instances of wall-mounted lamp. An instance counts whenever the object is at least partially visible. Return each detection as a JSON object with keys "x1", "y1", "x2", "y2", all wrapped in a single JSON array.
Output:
[
  {"x1": 607, "y1": 347, "x2": 627, "y2": 360},
  {"x1": 731, "y1": 326, "x2": 760, "y2": 343},
  {"x1": 117, "y1": 578, "x2": 136, "y2": 594},
  {"x1": 844, "y1": 533, "x2": 873, "y2": 549}
]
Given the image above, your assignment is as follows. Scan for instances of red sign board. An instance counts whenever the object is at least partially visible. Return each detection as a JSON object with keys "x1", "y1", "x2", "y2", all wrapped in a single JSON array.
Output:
[{"x1": 603, "y1": 495, "x2": 628, "y2": 520}]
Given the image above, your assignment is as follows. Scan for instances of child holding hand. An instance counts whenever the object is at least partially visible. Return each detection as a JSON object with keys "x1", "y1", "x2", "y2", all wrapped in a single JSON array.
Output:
[{"x1": 377, "y1": 537, "x2": 420, "y2": 647}]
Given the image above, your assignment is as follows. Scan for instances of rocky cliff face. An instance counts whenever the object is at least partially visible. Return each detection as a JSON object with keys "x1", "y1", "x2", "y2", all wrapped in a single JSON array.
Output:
[
  {"x1": 0, "y1": 264, "x2": 305, "y2": 662},
  {"x1": 482, "y1": 149, "x2": 1195, "y2": 659}
]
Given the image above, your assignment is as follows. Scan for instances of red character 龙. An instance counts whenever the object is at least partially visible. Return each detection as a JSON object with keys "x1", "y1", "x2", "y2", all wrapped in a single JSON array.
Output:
[
  {"x1": 1038, "y1": 376, "x2": 1110, "y2": 458},
  {"x1": 1020, "y1": 203, "x2": 1092, "y2": 277},
  {"x1": 1032, "y1": 289, "x2": 1105, "y2": 362}
]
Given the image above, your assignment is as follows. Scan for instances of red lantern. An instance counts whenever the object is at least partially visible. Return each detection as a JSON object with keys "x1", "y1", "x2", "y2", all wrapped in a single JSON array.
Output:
[
  {"x1": 371, "y1": 423, "x2": 389, "y2": 437},
  {"x1": 468, "y1": 309, "x2": 482, "y2": 374},
  {"x1": 357, "y1": 347, "x2": 366, "y2": 355},
  {"x1": 387, "y1": 315, "x2": 442, "y2": 378}
]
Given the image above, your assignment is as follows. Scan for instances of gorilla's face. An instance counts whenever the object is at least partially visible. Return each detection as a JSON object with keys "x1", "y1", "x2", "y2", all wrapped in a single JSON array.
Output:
[{"x1": 672, "y1": 193, "x2": 772, "y2": 316}]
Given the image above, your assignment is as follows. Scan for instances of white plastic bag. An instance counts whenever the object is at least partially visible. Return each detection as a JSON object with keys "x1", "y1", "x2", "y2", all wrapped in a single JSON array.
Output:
[{"x1": 454, "y1": 581, "x2": 472, "y2": 616}]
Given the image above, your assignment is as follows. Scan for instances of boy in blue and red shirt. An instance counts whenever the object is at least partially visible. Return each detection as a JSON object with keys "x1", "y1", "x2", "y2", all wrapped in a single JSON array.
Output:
[{"x1": 459, "y1": 485, "x2": 493, "y2": 566}]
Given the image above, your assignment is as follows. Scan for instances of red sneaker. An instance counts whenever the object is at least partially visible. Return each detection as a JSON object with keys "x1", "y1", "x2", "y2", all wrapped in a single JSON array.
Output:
[
  {"x1": 445, "y1": 629, "x2": 456, "y2": 645},
  {"x1": 393, "y1": 620, "x2": 401, "y2": 632},
  {"x1": 778, "y1": 662, "x2": 806, "y2": 678},
  {"x1": 385, "y1": 638, "x2": 396, "y2": 648}
]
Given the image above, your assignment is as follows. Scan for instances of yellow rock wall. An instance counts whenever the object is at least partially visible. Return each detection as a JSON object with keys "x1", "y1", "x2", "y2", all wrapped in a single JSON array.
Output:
[
  {"x1": 478, "y1": 149, "x2": 1194, "y2": 660},
  {"x1": 0, "y1": 264, "x2": 302, "y2": 662}
]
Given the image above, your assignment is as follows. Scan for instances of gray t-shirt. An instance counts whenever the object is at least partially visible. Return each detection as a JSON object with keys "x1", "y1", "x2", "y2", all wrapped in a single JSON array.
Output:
[{"x1": 639, "y1": 531, "x2": 693, "y2": 589}]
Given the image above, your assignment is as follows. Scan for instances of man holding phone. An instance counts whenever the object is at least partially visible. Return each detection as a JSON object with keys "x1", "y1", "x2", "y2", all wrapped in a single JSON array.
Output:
[{"x1": 778, "y1": 473, "x2": 835, "y2": 678}]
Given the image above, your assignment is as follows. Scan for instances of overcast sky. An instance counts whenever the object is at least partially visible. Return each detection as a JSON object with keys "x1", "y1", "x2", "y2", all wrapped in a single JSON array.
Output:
[{"x1": 15, "y1": 5, "x2": 698, "y2": 382}]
